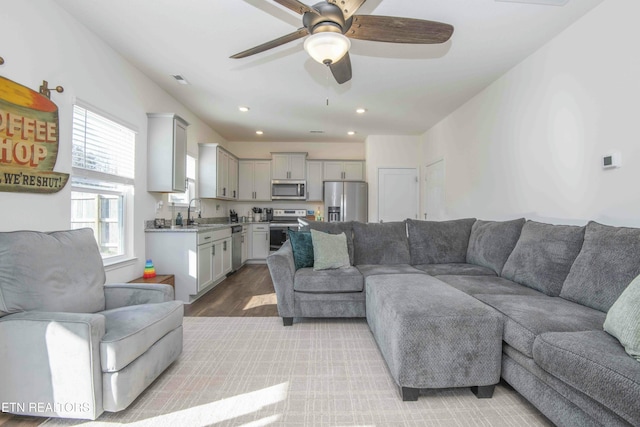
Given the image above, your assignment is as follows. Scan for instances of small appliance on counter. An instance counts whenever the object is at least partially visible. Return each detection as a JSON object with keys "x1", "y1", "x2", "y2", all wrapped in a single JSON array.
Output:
[
  {"x1": 265, "y1": 208, "x2": 273, "y2": 221},
  {"x1": 229, "y1": 209, "x2": 238, "y2": 223}
]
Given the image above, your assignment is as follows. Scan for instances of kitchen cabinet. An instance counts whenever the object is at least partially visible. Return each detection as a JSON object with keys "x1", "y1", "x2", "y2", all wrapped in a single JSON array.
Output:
[
  {"x1": 272, "y1": 153, "x2": 307, "y2": 180},
  {"x1": 323, "y1": 161, "x2": 365, "y2": 181},
  {"x1": 251, "y1": 223, "x2": 270, "y2": 259},
  {"x1": 147, "y1": 113, "x2": 189, "y2": 192},
  {"x1": 198, "y1": 143, "x2": 238, "y2": 200},
  {"x1": 241, "y1": 226, "x2": 249, "y2": 264},
  {"x1": 238, "y1": 160, "x2": 271, "y2": 201},
  {"x1": 213, "y1": 236, "x2": 232, "y2": 282},
  {"x1": 228, "y1": 156, "x2": 238, "y2": 200},
  {"x1": 306, "y1": 160, "x2": 323, "y2": 201},
  {"x1": 145, "y1": 227, "x2": 232, "y2": 303}
]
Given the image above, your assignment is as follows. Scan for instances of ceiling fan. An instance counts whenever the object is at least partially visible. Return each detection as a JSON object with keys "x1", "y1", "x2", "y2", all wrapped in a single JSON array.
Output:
[{"x1": 230, "y1": 0, "x2": 454, "y2": 84}]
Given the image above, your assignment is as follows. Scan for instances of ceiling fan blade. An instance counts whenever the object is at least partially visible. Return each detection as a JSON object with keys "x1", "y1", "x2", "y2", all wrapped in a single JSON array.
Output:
[
  {"x1": 326, "y1": 0, "x2": 367, "y2": 20},
  {"x1": 230, "y1": 28, "x2": 308, "y2": 59},
  {"x1": 348, "y1": 15, "x2": 454, "y2": 44},
  {"x1": 273, "y1": 0, "x2": 319, "y2": 15},
  {"x1": 329, "y1": 52, "x2": 352, "y2": 84}
]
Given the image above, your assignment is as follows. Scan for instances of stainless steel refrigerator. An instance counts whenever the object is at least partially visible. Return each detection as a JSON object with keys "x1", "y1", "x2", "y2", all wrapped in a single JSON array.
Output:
[{"x1": 324, "y1": 181, "x2": 368, "y2": 222}]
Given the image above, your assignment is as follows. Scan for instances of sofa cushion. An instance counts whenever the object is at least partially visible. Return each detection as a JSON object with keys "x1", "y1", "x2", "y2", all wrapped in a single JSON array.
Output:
[
  {"x1": 353, "y1": 221, "x2": 410, "y2": 265},
  {"x1": 437, "y1": 275, "x2": 545, "y2": 297},
  {"x1": 287, "y1": 230, "x2": 314, "y2": 270},
  {"x1": 406, "y1": 218, "x2": 476, "y2": 265},
  {"x1": 294, "y1": 267, "x2": 363, "y2": 293},
  {"x1": 533, "y1": 330, "x2": 640, "y2": 426},
  {"x1": 604, "y1": 273, "x2": 640, "y2": 361},
  {"x1": 414, "y1": 263, "x2": 496, "y2": 277},
  {"x1": 466, "y1": 218, "x2": 525, "y2": 275},
  {"x1": 100, "y1": 300, "x2": 183, "y2": 372},
  {"x1": 311, "y1": 230, "x2": 350, "y2": 271},
  {"x1": 0, "y1": 229, "x2": 106, "y2": 317},
  {"x1": 501, "y1": 221, "x2": 585, "y2": 296},
  {"x1": 356, "y1": 264, "x2": 425, "y2": 279},
  {"x1": 474, "y1": 294, "x2": 606, "y2": 358},
  {"x1": 560, "y1": 221, "x2": 640, "y2": 312},
  {"x1": 305, "y1": 221, "x2": 355, "y2": 265}
]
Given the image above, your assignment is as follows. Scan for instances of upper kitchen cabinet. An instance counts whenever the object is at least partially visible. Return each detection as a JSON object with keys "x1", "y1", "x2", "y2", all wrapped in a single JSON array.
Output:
[
  {"x1": 323, "y1": 161, "x2": 365, "y2": 181},
  {"x1": 198, "y1": 143, "x2": 238, "y2": 200},
  {"x1": 306, "y1": 160, "x2": 323, "y2": 201},
  {"x1": 238, "y1": 160, "x2": 271, "y2": 201},
  {"x1": 272, "y1": 153, "x2": 307, "y2": 180},
  {"x1": 147, "y1": 113, "x2": 189, "y2": 192}
]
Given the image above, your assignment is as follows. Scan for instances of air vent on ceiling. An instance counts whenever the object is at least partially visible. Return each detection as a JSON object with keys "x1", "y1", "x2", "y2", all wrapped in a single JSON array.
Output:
[
  {"x1": 171, "y1": 74, "x2": 189, "y2": 85},
  {"x1": 495, "y1": 0, "x2": 569, "y2": 5},
  {"x1": 309, "y1": 130, "x2": 324, "y2": 134}
]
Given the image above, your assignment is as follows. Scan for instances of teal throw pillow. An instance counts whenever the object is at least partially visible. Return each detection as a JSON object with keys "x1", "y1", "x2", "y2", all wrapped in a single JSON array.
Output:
[
  {"x1": 604, "y1": 273, "x2": 640, "y2": 362},
  {"x1": 288, "y1": 229, "x2": 314, "y2": 270},
  {"x1": 311, "y1": 229, "x2": 350, "y2": 271}
]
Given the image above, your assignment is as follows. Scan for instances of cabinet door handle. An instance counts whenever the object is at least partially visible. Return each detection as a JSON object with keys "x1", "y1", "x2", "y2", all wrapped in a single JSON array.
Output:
[
  {"x1": 266, "y1": 234, "x2": 268, "y2": 241},
  {"x1": 204, "y1": 236, "x2": 211, "y2": 240},
  {"x1": 212, "y1": 245, "x2": 215, "y2": 255},
  {"x1": 223, "y1": 241, "x2": 227, "y2": 251}
]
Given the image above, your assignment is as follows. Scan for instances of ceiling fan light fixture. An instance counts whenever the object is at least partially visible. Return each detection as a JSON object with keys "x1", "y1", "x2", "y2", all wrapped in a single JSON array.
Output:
[{"x1": 304, "y1": 32, "x2": 351, "y2": 65}]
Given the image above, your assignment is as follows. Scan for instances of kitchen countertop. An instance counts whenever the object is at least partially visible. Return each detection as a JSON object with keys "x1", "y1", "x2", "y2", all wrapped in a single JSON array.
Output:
[{"x1": 145, "y1": 222, "x2": 269, "y2": 233}]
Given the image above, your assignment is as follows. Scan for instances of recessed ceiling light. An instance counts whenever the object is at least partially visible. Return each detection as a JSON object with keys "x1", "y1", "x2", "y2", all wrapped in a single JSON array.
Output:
[
  {"x1": 347, "y1": 131, "x2": 356, "y2": 136},
  {"x1": 256, "y1": 130, "x2": 264, "y2": 135},
  {"x1": 238, "y1": 106, "x2": 250, "y2": 112},
  {"x1": 356, "y1": 108, "x2": 367, "y2": 114},
  {"x1": 171, "y1": 74, "x2": 189, "y2": 85}
]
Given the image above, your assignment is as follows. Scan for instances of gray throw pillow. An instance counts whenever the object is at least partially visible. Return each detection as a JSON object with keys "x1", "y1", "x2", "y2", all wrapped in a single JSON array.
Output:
[
  {"x1": 406, "y1": 218, "x2": 476, "y2": 265},
  {"x1": 604, "y1": 274, "x2": 640, "y2": 361},
  {"x1": 561, "y1": 221, "x2": 640, "y2": 312},
  {"x1": 311, "y1": 229, "x2": 350, "y2": 271},
  {"x1": 352, "y1": 221, "x2": 410, "y2": 265},
  {"x1": 501, "y1": 221, "x2": 585, "y2": 296},
  {"x1": 466, "y1": 218, "x2": 525, "y2": 275}
]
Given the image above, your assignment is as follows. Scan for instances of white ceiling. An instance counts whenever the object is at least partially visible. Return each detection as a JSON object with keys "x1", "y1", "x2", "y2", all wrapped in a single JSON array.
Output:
[{"x1": 54, "y1": 0, "x2": 603, "y2": 143}]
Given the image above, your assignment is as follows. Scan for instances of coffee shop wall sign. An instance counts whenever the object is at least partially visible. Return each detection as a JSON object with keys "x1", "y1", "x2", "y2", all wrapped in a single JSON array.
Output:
[{"x1": 0, "y1": 75, "x2": 69, "y2": 193}]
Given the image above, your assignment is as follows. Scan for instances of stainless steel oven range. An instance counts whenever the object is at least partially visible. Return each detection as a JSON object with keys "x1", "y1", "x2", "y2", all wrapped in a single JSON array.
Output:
[{"x1": 269, "y1": 209, "x2": 306, "y2": 252}]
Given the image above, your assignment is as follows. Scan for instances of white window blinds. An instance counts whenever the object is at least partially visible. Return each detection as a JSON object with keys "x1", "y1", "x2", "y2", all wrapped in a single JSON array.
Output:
[{"x1": 72, "y1": 105, "x2": 136, "y2": 185}]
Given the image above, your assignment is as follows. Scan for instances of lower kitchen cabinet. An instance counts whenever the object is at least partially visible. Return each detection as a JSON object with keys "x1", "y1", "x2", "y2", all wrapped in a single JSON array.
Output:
[
  {"x1": 146, "y1": 228, "x2": 232, "y2": 303},
  {"x1": 250, "y1": 223, "x2": 270, "y2": 260}
]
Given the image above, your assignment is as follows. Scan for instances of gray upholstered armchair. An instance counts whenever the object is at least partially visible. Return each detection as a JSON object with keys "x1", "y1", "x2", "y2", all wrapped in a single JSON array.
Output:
[{"x1": 0, "y1": 229, "x2": 183, "y2": 420}]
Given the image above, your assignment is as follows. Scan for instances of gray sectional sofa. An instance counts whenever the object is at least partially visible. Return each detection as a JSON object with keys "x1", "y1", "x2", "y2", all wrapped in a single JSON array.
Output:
[{"x1": 267, "y1": 218, "x2": 640, "y2": 427}]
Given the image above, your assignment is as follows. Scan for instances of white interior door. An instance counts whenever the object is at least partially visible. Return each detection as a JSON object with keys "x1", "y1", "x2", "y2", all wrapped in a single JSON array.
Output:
[
  {"x1": 424, "y1": 160, "x2": 445, "y2": 221},
  {"x1": 378, "y1": 168, "x2": 418, "y2": 222}
]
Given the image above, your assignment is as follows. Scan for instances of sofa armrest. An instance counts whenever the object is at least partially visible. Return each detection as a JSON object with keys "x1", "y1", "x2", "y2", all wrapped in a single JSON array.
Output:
[
  {"x1": 104, "y1": 283, "x2": 175, "y2": 309},
  {"x1": 0, "y1": 311, "x2": 105, "y2": 419},
  {"x1": 266, "y1": 240, "x2": 296, "y2": 318}
]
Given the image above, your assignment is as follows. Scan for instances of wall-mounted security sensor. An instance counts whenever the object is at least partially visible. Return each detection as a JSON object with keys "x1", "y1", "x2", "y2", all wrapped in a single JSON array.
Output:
[{"x1": 602, "y1": 152, "x2": 621, "y2": 169}]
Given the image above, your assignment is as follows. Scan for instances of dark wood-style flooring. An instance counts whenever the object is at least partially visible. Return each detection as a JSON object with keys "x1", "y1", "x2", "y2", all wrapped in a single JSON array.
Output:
[
  {"x1": 0, "y1": 264, "x2": 276, "y2": 427},
  {"x1": 184, "y1": 264, "x2": 278, "y2": 317}
]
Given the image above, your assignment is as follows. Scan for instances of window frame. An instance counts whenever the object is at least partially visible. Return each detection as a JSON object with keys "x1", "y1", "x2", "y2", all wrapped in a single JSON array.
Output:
[{"x1": 70, "y1": 101, "x2": 137, "y2": 266}]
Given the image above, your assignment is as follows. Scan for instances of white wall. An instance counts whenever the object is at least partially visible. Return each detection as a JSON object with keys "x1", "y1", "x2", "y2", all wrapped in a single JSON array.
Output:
[
  {"x1": 420, "y1": 0, "x2": 640, "y2": 227},
  {"x1": 365, "y1": 135, "x2": 421, "y2": 222},
  {"x1": 0, "y1": 0, "x2": 225, "y2": 282}
]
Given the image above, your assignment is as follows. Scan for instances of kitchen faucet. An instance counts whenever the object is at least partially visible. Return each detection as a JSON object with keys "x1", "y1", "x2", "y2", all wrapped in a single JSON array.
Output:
[{"x1": 187, "y1": 198, "x2": 201, "y2": 225}]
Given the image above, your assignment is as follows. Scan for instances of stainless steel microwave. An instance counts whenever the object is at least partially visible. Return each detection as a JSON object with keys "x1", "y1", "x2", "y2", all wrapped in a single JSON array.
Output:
[{"x1": 271, "y1": 180, "x2": 306, "y2": 200}]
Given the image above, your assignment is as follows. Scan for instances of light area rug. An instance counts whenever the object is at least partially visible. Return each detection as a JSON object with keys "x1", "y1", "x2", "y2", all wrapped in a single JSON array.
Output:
[{"x1": 41, "y1": 317, "x2": 551, "y2": 427}]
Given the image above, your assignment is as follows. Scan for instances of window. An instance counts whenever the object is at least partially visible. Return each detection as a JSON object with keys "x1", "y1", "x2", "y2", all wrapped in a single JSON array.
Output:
[
  {"x1": 168, "y1": 154, "x2": 196, "y2": 205},
  {"x1": 70, "y1": 104, "x2": 136, "y2": 263}
]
